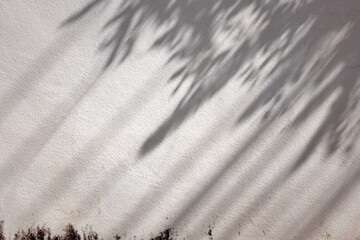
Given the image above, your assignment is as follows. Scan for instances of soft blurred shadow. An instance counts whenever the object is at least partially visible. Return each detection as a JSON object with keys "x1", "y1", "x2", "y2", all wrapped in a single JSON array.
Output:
[
  {"x1": 49, "y1": 0, "x2": 360, "y2": 237},
  {"x1": 65, "y1": 0, "x2": 360, "y2": 160}
]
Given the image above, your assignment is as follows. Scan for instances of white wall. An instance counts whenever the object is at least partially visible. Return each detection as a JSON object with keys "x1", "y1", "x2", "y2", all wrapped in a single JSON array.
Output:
[{"x1": 1, "y1": 0, "x2": 360, "y2": 239}]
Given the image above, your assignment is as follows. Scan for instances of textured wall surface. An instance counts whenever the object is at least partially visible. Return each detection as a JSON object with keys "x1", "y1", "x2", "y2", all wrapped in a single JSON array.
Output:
[{"x1": 1, "y1": 0, "x2": 360, "y2": 239}]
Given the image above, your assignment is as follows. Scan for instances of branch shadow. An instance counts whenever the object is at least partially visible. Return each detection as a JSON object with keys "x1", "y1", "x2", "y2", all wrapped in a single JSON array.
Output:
[
  {"x1": 34, "y1": 0, "x2": 360, "y2": 237},
  {"x1": 65, "y1": 0, "x2": 360, "y2": 160}
]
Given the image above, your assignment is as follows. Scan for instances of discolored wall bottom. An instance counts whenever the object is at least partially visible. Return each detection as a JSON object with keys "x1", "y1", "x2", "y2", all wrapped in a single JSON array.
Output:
[{"x1": 0, "y1": 222, "x2": 175, "y2": 240}]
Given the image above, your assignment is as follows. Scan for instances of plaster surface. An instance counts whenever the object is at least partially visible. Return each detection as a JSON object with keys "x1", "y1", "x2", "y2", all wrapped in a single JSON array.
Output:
[{"x1": 1, "y1": 0, "x2": 360, "y2": 239}]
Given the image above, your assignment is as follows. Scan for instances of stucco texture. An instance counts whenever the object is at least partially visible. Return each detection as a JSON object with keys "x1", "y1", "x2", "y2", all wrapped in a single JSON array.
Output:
[{"x1": 1, "y1": 0, "x2": 360, "y2": 239}]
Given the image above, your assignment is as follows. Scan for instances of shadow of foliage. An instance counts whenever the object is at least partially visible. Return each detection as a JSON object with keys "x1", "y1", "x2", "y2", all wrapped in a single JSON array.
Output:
[{"x1": 64, "y1": 0, "x2": 360, "y2": 168}]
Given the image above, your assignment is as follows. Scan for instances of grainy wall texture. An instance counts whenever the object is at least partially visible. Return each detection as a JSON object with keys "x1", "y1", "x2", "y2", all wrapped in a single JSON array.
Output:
[{"x1": 1, "y1": 0, "x2": 360, "y2": 239}]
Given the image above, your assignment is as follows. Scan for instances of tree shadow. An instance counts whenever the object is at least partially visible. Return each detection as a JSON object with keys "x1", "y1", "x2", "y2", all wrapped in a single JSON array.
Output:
[
  {"x1": 65, "y1": 0, "x2": 360, "y2": 163},
  {"x1": 61, "y1": 0, "x2": 360, "y2": 237}
]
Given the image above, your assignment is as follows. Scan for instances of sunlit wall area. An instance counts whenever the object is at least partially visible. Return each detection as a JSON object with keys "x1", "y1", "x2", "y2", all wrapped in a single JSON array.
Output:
[{"x1": 1, "y1": 0, "x2": 360, "y2": 239}]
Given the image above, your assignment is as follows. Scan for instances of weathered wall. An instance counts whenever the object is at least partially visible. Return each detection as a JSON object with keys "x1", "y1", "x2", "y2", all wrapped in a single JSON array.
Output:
[{"x1": 1, "y1": 0, "x2": 360, "y2": 239}]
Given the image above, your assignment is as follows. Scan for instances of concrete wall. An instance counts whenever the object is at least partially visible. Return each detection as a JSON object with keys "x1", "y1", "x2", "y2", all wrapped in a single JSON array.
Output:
[{"x1": 1, "y1": 0, "x2": 360, "y2": 239}]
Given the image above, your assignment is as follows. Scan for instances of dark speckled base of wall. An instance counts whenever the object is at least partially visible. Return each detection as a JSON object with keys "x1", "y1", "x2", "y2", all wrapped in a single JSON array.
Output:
[{"x1": 0, "y1": 222, "x2": 175, "y2": 240}]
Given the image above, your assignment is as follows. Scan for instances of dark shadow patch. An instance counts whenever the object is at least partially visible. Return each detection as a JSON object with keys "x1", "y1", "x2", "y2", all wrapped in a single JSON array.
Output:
[{"x1": 61, "y1": 0, "x2": 105, "y2": 26}]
